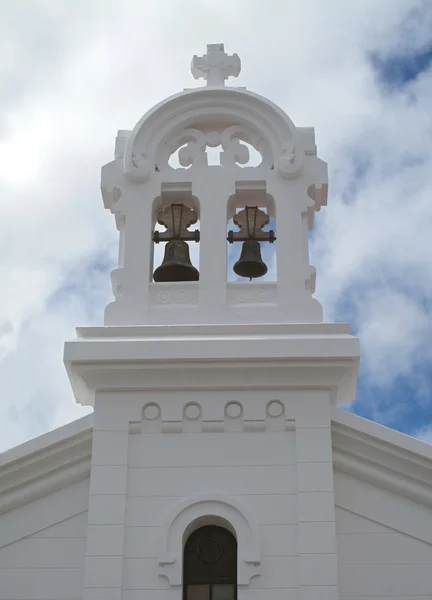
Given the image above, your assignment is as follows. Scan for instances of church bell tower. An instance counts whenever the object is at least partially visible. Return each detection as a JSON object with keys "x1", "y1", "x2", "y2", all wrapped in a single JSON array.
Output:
[{"x1": 64, "y1": 44, "x2": 360, "y2": 600}]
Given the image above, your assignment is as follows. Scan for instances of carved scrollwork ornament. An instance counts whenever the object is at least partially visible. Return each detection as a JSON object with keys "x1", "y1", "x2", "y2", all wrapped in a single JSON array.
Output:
[
  {"x1": 227, "y1": 285, "x2": 277, "y2": 305},
  {"x1": 159, "y1": 125, "x2": 267, "y2": 171},
  {"x1": 124, "y1": 143, "x2": 152, "y2": 182},
  {"x1": 220, "y1": 125, "x2": 251, "y2": 166},
  {"x1": 153, "y1": 287, "x2": 198, "y2": 306},
  {"x1": 177, "y1": 129, "x2": 208, "y2": 168},
  {"x1": 279, "y1": 139, "x2": 304, "y2": 178}
]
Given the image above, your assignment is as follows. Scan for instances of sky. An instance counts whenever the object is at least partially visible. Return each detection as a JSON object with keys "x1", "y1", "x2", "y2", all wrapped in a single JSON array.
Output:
[{"x1": 0, "y1": 0, "x2": 432, "y2": 451}]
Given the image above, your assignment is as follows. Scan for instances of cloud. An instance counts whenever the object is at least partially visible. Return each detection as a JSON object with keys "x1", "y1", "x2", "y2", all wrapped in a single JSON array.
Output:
[
  {"x1": 355, "y1": 288, "x2": 431, "y2": 384},
  {"x1": 0, "y1": 257, "x2": 111, "y2": 449},
  {"x1": 1, "y1": 0, "x2": 432, "y2": 450},
  {"x1": 310, "y1": 68, "x2": 432, "y2": 391}
]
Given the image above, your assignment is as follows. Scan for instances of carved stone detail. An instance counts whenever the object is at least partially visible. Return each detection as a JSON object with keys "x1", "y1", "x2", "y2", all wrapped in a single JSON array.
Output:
[
  {"x1": 184, "y1": 402, "x2": 202, "y2": 421},
  {"x1": 220, "y1": 125, "x2": 252, "y2": 166},
  {"x1": 150, "y1": 283, "x2": 199, "y2": 306},
  {"x1": 158, "y1": 494, "x2": 261, "y2": 586},
  {"x1": 225, "y1": 402, "x2": 243, "y2": 419},
  {"x1": 177, "y1": 129, "x2": 207, "y2": 169},
  {"x1": 110, "y1": 268, "x2": 123, "y2": 297},
  {"x1": 143, "y1": 403, "x2": 161, "y2": 421},
  {"x1": 191, "y1": 44, "x2": 241, "y2": 87},
  {"x1": 227, "y1": 284, "x2": 277, "y2": 305},
  {"x1": 124, "y1": 143, "x2": 151, "y2": 182},
  {"x1": 279, "y1": 139, "x2": 304, "y2": 178},
  {"x1": 267, "y1": 400, "x2": 284, "y2": 418},
  {"x1": 129, "y1": 399, "x2": 294, "y2": 435},
  {"x1": 161, "y1": 126, "x2": 268, "y2": 171}
]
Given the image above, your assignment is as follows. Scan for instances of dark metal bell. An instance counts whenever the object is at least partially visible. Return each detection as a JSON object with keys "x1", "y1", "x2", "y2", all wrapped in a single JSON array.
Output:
[
  {"x1": 233, "y1": 239, "x2": 267, "y2": 280},
  {"x1": 153, "y1": 240, "x2": 199, "y2": 282}
]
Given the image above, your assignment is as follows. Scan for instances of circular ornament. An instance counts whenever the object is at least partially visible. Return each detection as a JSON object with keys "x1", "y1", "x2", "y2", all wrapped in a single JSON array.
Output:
[
  {"x1": 197, "y1": 538, "x2": 223, "y2": 564},
  {"x1": 267, "y1": 400, "x2": 284, "y2": 418},
  {"x1": 225, "y1": 402, "x2": 243, "y2": 418},
  {"x1": 184, "y1": 403, "x2": 201, "y2": 420},
  {"x1": 143, "y1": 403, "x2": 160, "y2": 420},
  {"x1": 157, "y1": 291, "x2": 171, "y2": 304}
]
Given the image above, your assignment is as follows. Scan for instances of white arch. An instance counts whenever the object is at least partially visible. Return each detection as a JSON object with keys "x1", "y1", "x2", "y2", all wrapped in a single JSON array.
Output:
[
  {"x1": 158, "y1": 494, "x2": 261, "y2": 586},
  {"x1": 122, "y1": 87, "x2": 303, "y2": 182}
]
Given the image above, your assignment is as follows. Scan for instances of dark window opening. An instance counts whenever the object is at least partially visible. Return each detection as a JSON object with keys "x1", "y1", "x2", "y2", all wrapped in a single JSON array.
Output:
[{"x1": 183, "y1": 525, "x2": 237, "y2": 600}]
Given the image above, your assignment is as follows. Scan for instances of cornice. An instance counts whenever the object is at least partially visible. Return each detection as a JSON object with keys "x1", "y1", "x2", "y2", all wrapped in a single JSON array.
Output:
[
  {"x1": 332, "y1": 408, "x2": 432, "y2": 507},
  {"x1": 74, "y1": 322, "x2": 352, "y2": 339},
  {"x1": 64, "y1": 323, "x2": 359, "y2": 407},
  {"x1": 0, "y1": 415, "x2": 93, "y2": 514}
]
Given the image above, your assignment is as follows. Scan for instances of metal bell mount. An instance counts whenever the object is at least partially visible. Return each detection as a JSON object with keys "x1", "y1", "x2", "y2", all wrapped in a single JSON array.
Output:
[
  {"x1": 153, "y1": 203, "x2": 200, "y2": 282},
  {"x1": 227, "y1": 206, "x2": 276, "y2": 280}
]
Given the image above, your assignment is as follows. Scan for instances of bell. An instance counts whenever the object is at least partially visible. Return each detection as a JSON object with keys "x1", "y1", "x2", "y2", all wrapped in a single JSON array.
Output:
[
  {"x1": 233, "y1": 239, "x2": 268, "y2": 280},
  {"x1": 153, "y1": 240, "x2": 199, "y2": 282}
]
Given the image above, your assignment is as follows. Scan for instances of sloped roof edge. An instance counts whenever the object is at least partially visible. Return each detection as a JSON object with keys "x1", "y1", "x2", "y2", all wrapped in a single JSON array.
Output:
[
  {"x1": 332, "y1": 407, "x2": 432, "y2": 507},
  {"x1": 0, "y1": 413, "x2": 93, "y2": 467},
  {"x1": 0, "y1": 414, "x2": 93, "y2": 514}
]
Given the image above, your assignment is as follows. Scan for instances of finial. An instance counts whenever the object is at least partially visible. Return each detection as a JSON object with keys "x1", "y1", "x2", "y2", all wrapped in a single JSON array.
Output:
[{"x1": 191, "y1": 44, "x2": 241, "y2": 87}]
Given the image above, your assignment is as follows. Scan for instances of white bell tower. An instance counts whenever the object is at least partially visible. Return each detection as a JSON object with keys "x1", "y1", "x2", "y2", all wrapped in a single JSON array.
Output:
[{"x1": 65, "y1": 45, "x2": 360, "y2": 600}]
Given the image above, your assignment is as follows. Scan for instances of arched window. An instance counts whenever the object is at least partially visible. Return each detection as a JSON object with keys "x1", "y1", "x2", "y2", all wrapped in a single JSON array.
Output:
[{"x1": 183, "y1": 525, "x2": 237, "y2": 600}]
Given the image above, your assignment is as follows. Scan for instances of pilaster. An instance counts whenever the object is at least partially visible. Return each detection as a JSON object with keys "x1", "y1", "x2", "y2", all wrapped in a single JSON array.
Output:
[
  {"x1": 194, "y1": 172, "x2": 234, "y2": 321},
  {"x1": 82, "y1": 394, "x2": 131, "y2": 600},
  {"x1": 292, "y1": 393, "x2": 339, "y2": 600}
]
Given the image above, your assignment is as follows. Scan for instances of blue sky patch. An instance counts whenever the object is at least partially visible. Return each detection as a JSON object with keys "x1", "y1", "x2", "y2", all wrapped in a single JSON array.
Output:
[{"x1": 370, "y1": 47, "x2": 432, "y2": 88}]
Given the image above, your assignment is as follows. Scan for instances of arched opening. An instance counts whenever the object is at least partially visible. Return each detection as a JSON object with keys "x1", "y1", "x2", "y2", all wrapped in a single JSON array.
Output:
[
  {"x1": 168, "y1": 139, "x2": 263, "y2": 169},
  {"x1": 183, "y1": 525, "x2": 237, "y2": 600}
]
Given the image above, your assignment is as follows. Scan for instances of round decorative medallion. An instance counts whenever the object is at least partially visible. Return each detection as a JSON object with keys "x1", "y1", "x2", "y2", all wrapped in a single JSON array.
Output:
[
  {"x1": 267, "y1": 400, "x2": 284, "y2": 418},
  {"x1": 235, "y1": 290, "x2": 252, "y2": 304},
  {"x1": 184, "y1": 402, "x2": 201, "y2": 420},
  {"x1": 156, "y1": 291, "x2": 171, "y2": 304},
  {"x1": 197, "y1": 538, "x2": 223, "y2": 564},
  {"x1": 254, "y1": 287, "x2": 271, "y2": 303},
  {"x1": 225, "y1": 402, "x2": 243, "y2": 418},
  {"x1": 176, "y1": 289, "x2": 189, "y2": 304},
  {"x1": 143, "y1": 403, "x2": 160, "y2": 420}
]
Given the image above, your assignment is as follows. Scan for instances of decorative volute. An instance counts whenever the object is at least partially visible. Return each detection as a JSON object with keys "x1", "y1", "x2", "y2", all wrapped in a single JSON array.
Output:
[{"x1": 101, "y1": 44, "x2": 328, "y2": 326}]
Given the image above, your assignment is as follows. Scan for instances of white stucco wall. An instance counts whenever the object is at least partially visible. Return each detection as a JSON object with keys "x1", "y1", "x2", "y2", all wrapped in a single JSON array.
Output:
[
  {"x1": 0, "y1": 479, "x2": 89, "y2": 600},
  {"x1": 80, "y1": 387, "x2": 340, "y2": 600},
  {"x1": 124, "y1": 420, "x2": 297, "y2": 595},
  {"x1": 335, "y1": 471, "x2": 432, "y2": 599},
  {"x1": 3, "y1": 420, "x2": 432, "y2": 600}
]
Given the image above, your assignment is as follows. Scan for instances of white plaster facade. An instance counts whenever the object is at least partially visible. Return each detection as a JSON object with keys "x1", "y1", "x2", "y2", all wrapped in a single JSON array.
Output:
[{"x1": 1, "y1": 44, "x2": 432, "y2": 600}]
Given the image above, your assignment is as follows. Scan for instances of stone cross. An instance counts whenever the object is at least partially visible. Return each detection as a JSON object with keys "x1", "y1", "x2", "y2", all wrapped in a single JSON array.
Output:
[{"x1": 191, "y1": 44, "x2": 241, "y2": 87}]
